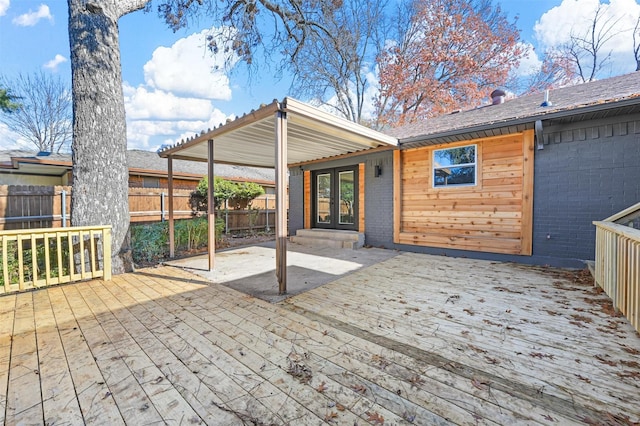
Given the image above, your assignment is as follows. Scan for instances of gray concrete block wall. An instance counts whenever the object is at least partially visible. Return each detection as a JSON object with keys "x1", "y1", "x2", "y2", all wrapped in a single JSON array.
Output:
[
  {"x1": 288, "y1": 168, "x2": 304, "y2": 235},
  {"x1": 533, "y1": 113, "x2": 640, "y2": 261},
  {"x1": 362, "y1": 152, "x2": 395, "y2": 247}
]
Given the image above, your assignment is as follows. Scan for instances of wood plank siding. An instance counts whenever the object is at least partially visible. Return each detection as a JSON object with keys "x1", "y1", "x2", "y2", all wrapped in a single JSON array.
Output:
[
  {"x1": 304, "y1": 171, "x2": 311, "y2": 229},
  {"x1": 394, "y1": 130, "x2": 535, "y2": 255}
]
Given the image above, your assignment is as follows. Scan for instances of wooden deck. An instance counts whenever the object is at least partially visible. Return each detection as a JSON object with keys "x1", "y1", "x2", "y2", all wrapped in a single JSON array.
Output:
[{"x1": 1, "y1": 253, "x2": 639, "y2": 425}]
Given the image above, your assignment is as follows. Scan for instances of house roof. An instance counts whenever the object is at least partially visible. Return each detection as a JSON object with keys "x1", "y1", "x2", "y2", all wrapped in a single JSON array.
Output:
[
  {"x1": 0, "y1": 149, "x2": 275, "y2": 184},
  {"x1": 126, "y1": 150, "x2": 275, "y2": 184},
  {"x1": 157, "y1": 97, "x2": 398, "y2": 167},
  {"x1": 386, "y1": 71, "x2": 640, "y2": 147}
]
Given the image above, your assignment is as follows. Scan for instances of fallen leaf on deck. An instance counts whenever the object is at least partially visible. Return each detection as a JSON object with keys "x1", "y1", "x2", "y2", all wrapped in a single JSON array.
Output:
[
  {"x1": 409, "y1": 375, "x2": 425, "y2": 387},
  {"x1": 471, "y1": 377, "x2": 490, "y2": 391},
  {"x1": 575, "y1": 374, "x2": 591, "y2": 383},
  {"x1": 366, "y1": 411, "x2": 385, "y2": 424},
  {"x1": 352, "y1": 384, "x2": 367, "y2": 394},
  {"x1": 324, "y1": 411, "x2": 338, "y2": 422}
]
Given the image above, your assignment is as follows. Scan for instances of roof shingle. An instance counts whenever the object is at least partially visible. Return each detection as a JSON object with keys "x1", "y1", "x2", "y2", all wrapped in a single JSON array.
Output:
[{"x1": 384, "y1": 71, "x2": 640, "y2": 141}]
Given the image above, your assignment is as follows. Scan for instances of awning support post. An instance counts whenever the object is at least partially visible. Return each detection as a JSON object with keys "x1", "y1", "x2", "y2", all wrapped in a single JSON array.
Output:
[
  {"x1": 275, "y1": 110, "x2": 288, "y2": 294},
  {"x1": 168, "y1": 155, "x2": 175, "y2": 258},
  {"x1": 208, "y1": 139, "x2": 215, "y2": 271}
]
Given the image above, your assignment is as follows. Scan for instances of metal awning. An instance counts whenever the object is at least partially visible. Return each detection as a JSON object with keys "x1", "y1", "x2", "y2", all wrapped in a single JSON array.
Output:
[
  {"x1": 158, "y1": 97, "x2": 397, "y2": 166},
  {"x1": 157, "y1": 97, "x2": 398, "y2": 294}
]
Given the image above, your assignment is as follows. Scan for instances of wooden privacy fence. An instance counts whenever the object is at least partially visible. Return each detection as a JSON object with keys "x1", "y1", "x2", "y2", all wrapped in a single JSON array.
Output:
[
  {"x1": 0, "y1": 185, "x2": 71, "y2": 229},
  {"x1": 0, "y1": 225, "x2": 112, "y2": 294},
  {"x1": 593, "y1": 205, "x2": 640, "y2": 333},
  {"x1": 0, "y1": 185, "x2": 277, "y2": 230},
  {"x1": 219, "y1": 208, "x2": 275, "y2": 233}
]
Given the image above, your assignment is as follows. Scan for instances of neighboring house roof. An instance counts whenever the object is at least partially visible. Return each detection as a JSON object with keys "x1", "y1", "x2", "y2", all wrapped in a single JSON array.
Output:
[
  {"x1": 0, "y1": 149, "x2": 275, "y2": 184},
  {"x1": 386, "y1": 71, "x2": 640, "y2": 147}
]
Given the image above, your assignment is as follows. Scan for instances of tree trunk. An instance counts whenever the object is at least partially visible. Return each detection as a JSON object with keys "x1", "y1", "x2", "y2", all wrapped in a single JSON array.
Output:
[{"x1": 68, "y1": 0, "x2": 149, "y2": 274}]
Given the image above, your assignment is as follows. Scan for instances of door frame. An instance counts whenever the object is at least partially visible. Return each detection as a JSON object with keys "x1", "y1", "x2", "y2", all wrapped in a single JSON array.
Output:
[{"x1": 312, "y1": 166, "x2": 359, "y2": 230}]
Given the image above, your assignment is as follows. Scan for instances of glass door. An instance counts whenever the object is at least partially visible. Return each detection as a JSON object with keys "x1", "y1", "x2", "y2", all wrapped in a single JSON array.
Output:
[{"x1": 313, "y1": 167, "x2": 358, "y2": 230}]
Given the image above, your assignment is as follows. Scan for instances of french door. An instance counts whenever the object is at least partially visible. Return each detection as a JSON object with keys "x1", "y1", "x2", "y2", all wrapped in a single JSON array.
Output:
[{"x1": 313, "y1": 166, "x2": 358, "y2": 230}]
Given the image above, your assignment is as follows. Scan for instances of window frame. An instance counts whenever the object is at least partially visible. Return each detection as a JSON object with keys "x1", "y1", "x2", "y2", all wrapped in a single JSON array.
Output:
[
  {"x1": 142, "y1": 176, "x2": 161, "y2": 189},
  {"x1": 432, "y1": 144, "x2": 478, "y2": 188}
]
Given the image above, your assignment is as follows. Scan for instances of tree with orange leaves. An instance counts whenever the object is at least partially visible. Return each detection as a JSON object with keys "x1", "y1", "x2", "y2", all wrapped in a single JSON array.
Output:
[{"x1": 375, "y1": 0, "x2": 523, "y2": 127}]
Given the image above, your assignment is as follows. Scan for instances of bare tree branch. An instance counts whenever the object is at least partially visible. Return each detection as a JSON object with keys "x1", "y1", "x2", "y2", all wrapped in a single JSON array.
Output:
[
  {"x1": 561, "y1": 4, "x2": 622, "y2": 82},
  {"x1": 0, "y1": 72, "x2": 72, "y2": 153},
  {"x1": 287, "y1": 0, "x2": 387, "y2": 124},
  {"x1": 633, "y1": 15, "x2": 640, "y2": 72}
]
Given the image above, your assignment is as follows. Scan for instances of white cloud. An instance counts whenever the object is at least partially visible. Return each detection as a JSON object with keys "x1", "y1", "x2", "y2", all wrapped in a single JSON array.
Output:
[
  {"x1": 0, "y1": 123, "x2": 31, "y2": 150},
  {"x1": 124, "y1": 85, "x2": 215, "y2": 121},
  {"x1": 43, "y1": 54, "x2": 67, "y2": 71},
  {"x1": 12, "y1": 4, "x2": 52, "y2": 26},
  {"x1": 534, "y1": 0, "x2": 640, "y2": 73},
  {"x1": 512, "y1": 43, "x2": 543, "y2": 77},
  {"x1": 143, "y1": 27, "x2": 239, "y2": 100},
  {"x1": 126, "y1": 112, "x2": 231, "y2": 151},
  {"x1": 0, "y1": 0, "x2": 9, "y2": 17},
  {"x1": 122, "y1": 27, "x2": 239, "y2": 150},
  {"x1": 123, "y1": 83, "x2": 233, "y2": 150}
]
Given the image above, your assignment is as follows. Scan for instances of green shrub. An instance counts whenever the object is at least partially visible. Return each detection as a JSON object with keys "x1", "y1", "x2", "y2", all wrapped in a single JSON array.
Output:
[
  {"x1": 193, "y1": 177, "x2": 265, "y2": 211},
  {"x1": 131, "y1": 221, "x2": 169, "y2": 263},
  {"x1": 130, "y1": 217, "x2": 225, "y2": 264},
  {"x1": 0, "y1": 238, "x2": 71, "y2": 287},
  {"x1": 175, "y1": 217, "x2": 208, "y2": 251}
]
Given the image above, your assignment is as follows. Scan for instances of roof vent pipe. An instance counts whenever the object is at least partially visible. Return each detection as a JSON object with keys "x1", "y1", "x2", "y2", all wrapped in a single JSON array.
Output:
[
  {"x1": 540, "y1": 90, "x2": 552, "y2": 107},
  {"x1": 490, "y1": 89, "x2": 506, "y2": 105}
]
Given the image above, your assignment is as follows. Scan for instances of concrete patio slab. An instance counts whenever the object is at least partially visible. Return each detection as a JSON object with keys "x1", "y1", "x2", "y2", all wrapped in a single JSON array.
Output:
[{"x1": 163, "y1": 240, "x2": 399, "y2": 303}]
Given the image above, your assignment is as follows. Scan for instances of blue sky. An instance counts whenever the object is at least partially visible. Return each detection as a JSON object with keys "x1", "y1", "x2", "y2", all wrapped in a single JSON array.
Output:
[{"x1": 1, "y1": 0, "x2": 639, "y2": 152}]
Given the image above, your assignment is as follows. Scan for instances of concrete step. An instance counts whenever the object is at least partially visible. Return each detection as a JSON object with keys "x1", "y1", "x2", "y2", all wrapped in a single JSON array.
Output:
[{"x1": 290, "y1": 229, "x2": 364, "y2": 250}]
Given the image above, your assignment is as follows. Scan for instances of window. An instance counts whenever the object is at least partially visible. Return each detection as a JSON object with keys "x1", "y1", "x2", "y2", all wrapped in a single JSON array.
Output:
[
  {"x1": 143, "y1": 176, "x2": 160, "y2": 188},
  {"x1": 433, "y1": 144, "x2": 476, "y2": 187}
]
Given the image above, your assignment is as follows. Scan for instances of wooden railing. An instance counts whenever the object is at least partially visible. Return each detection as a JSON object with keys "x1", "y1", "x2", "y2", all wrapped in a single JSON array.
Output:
[
  {"x1": 0, "y1": 225, "x2": 111, "y2": 294},
  {"x1": 593, "y1": 217, "x2": 640, "y2": 333}
]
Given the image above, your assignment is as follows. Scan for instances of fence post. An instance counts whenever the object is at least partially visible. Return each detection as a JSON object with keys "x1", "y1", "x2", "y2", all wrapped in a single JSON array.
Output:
[
  {"x1": 161, "y1": 192, "x2": 165, "y2": 222},
  {"x1": 225, "y1": 199, "x2": 229, "y2": 234},
  {"x1": 265, "y1": 196, "x2": 270, "y2": 232},
  {"x1": 61, "y1": 190, "x2": 67, "y2": 228}
]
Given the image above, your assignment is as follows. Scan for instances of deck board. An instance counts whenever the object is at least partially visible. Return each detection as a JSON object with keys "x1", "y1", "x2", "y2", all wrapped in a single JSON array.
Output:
[
  {"x1": 0, "y1": 294, "x2": 16, "y2": 425},
  {"x1": 47, "y1": 286, "x2": 124, "y2": 425},
  {"x1": 1, "y1": 251, "x2": 639, "y2": 425},
  {"x1": 33, "y1": 290, "x2": 84, "y2": 424},
  {"x1": 6, "y1": 292, "x2": 43, "y2": 425}
]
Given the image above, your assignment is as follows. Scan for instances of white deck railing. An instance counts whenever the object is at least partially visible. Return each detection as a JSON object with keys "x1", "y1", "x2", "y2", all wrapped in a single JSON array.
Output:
[
  {"x1": 593, "y1": 209, "x2": 640, "y2": 333},
  {"x1": 0, "y1": 226, "x2": 111, "y2": 294}
]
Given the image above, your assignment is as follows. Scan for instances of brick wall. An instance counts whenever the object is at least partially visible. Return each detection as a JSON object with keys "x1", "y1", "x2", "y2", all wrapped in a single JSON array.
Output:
[
  {"x1": 361, "y1": 152, "x2": 394, "y2": 247},
  {"x1": 533, "y1": 113, "x2": 640, "y2": 261},
  {"x1": 288, "y1": 168, "x2": 305, "y2": 234}
]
